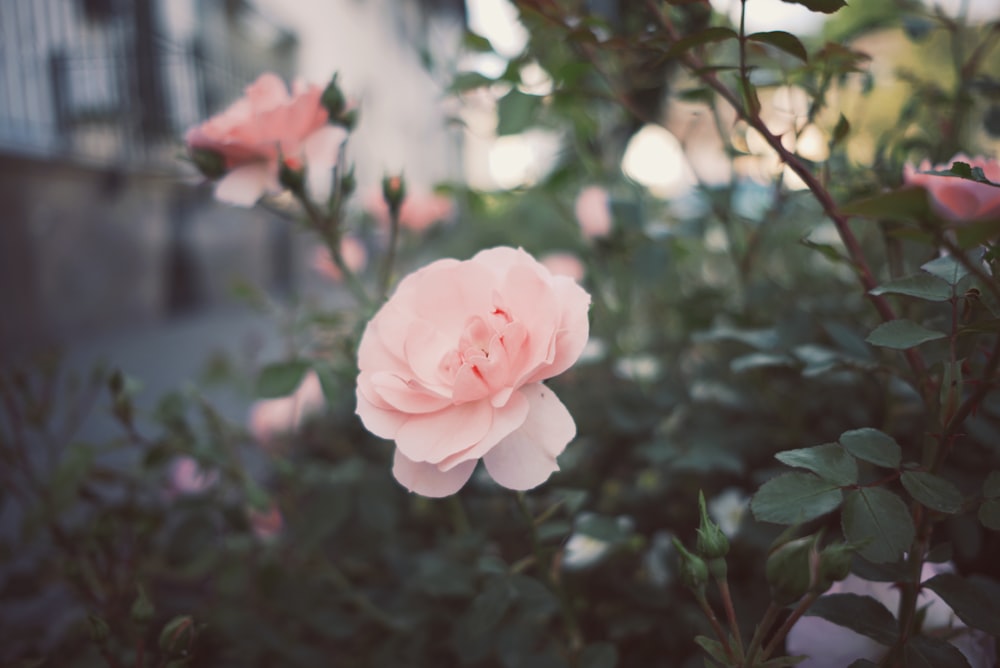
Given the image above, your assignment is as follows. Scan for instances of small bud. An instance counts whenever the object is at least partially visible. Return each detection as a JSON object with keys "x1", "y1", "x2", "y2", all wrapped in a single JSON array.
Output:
[
  {"x1": 340, "y1": 166, "x2": 357, "y2": 198},
  {"x1": 321, "y1": 74, "x2": 346, "y2": 120},
  {"x1": 131, "y1": 584, "x2": 155, "y2": 626},
  {"x1": 815, "y1": 543, "x2": 855, "y2": 593},
  {"x1": 766, "y1": 536, "x2": 816, "y2": 606},
  {"x1": 159, "y1": 615, "x2": 195, "y2": 656},
  {"x1": 189, "y1": 148, "x2": 226, "y2": 180},
  {"x1": 695, "y1": 491, "x2": 729, "y2": 560},
  {"x1": 382, "y1": 174, "x2": 407, "y2": 214},
  {"x1": 88, "y1": 613, "x2": 110, "y2": 645},
  {"x1": 672, "y1": 537, "x2": 709, "y2": 592},
  {"x1": 337, "y1": 107, "x2": 359, "y2": 131},
  {"x1": 279, "y1": 158, "x2": 305, "y2": 193}
]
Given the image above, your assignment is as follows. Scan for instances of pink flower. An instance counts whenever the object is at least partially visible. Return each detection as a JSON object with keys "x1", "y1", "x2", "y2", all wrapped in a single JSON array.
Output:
[
  {"x1": 355, "y1": 247, "x2": 591, "y2": 497},
  {"x1": 248, "y1": 505, "x2": 283, "y2": 541},
  {"x1": 787, "y1": 563, "x2": 996, "y2": 667},
  {"x1": 185, "y1": 73, "x2": 347, "y2": 206},
  {"x1": 903, "y1": 154, "x2": 1000, "y2": 223},
  {"x1": 365, "y1": 189, "x2": 455, "y2": 232},
  {"x1": 248, "y1": 370, "x2": 325, "y2": 448},
  {"x1": 167, "y1": 457, "x2": 218, "y2": 496},
  {"x1": 574, "y1": 186, "x2": 612, "y2": 238},
  {"x1": 540, "y1": 252, "x2": 585, "y2": 282},
  {"x1": 311, "y1": 237, "x2": 368, "y2": 282}
]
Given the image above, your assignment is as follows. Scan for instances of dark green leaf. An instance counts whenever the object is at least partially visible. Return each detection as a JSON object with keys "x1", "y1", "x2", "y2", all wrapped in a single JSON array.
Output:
[
  {"x1": 955, "y1": 219, "x2": 1000, "y2": 249},
  {"x1": 466, "y1": 577, "x2": 515, "y2": 636},
  {"x1": 979, "y1": 498, "x2": 1000, "y2": 530},
  {"x1": 579, "y1": 643, "x2": 618, "y2": 668},
  {"x1": 449, "y1": 71, "x2": 495, "y2": 93},
  {"x1": 842, "y1": 488, "x2": 915, "y2": 563},
  {"x1": 463, "y1": 30, "x2": 494, "y2": 53},
  {"x1": 747, "y1": 31, "x2": 808, "y2": 61},
  {"x1": 900, "y1": 472, "x2": 963, "y2": 514},
  {"x1": 694, "y1": 637, "x2": 729, "y2": 665},
  {"x1": 730, "y1": 352, "x2": 797, "y2": 373},
  {"x1": 984, "y1": 471, "x2": 1000, "y2": 498},
  {"x1": 839, "y1": 428, "x2": 902, "y2": 468},
  {"x1": 840, "y1": 187, "x2": 931, "y2": 219},
  {"x1": 869, "y1": 274, "x2": 952, "y2": 302},
  {"x1": 922, "y1": 573, "x2": 1000, "y2": 635},
  {"x1": 865, "y1": 320, "x2": 946, "y2": 350},
  {"x1": 921, "y1": 253, "x2": 975, "y2": 286},
  {"x1": 775, "y1": 443, "x2": 858, "y2": 486},
  {"x1": 663, "y1": 27, "x2": 738, "y2": 59},
  {"x1": 831, "y1": 114, "x2": 851, "y2": 148},
  {"x1": 256, "y1": 360, "x2": 311, "y2": 399},
  {"x1": 751, "y1": 472, "x2": 843, "y2": 524},
  {"x1": 780, "y1": 0, "x2": 847, "y2": 13},
  {"x1": 497, "y1": 89, "x2": 542, "y2": 136},
  {"x1": 805, "y1": 593, "x2": 899, "y2": 644},
  {"x1": 904, "y1": 635, "x2": 972, "y2": 668}
]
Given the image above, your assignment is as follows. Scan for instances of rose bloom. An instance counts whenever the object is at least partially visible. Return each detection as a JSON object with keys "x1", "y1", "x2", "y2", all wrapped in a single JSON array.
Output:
[
  {"x1": 540, "y1": 252, "x2": 585, "y2": 282},
  {"x1": 248, "y1": 505, "x2": 284, "y2": 541},
  {"x1": 167, "y1": 456, "x2": 218, "y2": 497},
  {"x1": 248, "y1": 370, "x2": 325, "y2": 448},
  {"x1": 185, "y1": 73, "x2": 346, "y2": 206},
  {"x1": 575, "y1": 185, "x2": 612, "y2": 238},
  {"x1": 311, "y1": 237, "x2": 368, "y2": 282},
  {"x1": 365, "y1": 188, "x2": 455, "y2": 232},
  {"x1": 787, "y1": 562, "x2": 996, "y2": 668},
  {"x1": 903, "y1": 154, "x2": 1000, "y2": 223},
  {"x1": 355, "y1": 247, "x2": 591, "y2": 497}
]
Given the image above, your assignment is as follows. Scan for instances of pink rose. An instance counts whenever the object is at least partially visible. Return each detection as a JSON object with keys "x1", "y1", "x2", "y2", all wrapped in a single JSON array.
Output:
[
  {"x1": 787, "y1": 563, "x2": 996, "y2": 668},
  {"x1": 248, "y1": 504, "x2": 284, "y2": 541},
  {"x1": 167, "y1": 456, "x2": 218, "y2": 497},
  {"x1": 903, "y1": 154, "x2": 1000, "y2": 223},
  {"x1": 248, "y1": 370, "x2": 325, "y2": 448},
  {"x1": 540, "y1": 252, "x2": 585, "y2": 282},
  {"x1": 574, "y1": 186, "x2": 612, "y2": 238},
  {"x1": 365, "y1": 189, "x2": 455, "y2": 232},
  {"x1": 185, "y1": 73, "x2": 347, "y2": 206},
  {"x1": 355, "y1": 247, "x2": 591, "y2": 497},
  {"x1": 311, "y1": 237, "x2": 368, "y2": 282}
]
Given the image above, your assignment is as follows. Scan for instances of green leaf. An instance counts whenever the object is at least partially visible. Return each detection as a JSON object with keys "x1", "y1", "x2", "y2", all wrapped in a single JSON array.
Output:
[
  {"x1": 449, "y1": 71, "x2": 495, "y2": 93},
  {"x1": 955, "y1": 219, "x2": 1000, "y2": 249},
  {"x1": 900, "y1": 471, "x2": 963, "y2": 514},
  {"x1": 805, "y1": 593, "x2": 899, "y2": 644},
  {"x1": 496, "y1": 89, "x2": 542, "y2": 136},
  {"x1": 979, "y1": 498, "x2": 1000, "y2": 530},
  {"x1": 838, "y1": 428, "x2": 902, "y2": 468},
  {"x1": 830, "y1": 114, "x2": 850, "y2": 148},
  {"x1": 694, "y1": 637, "x2": 730, "y2": 665},
  {"x1": 839, "y1": 187, "x2": 931, "y2": 219},
  {"x1": 463, "y1": 30, "x2": 494, "y2": 53},
  {"x1": 865, "y1": 320, "x2": 947, "y2": 350},
  {"x1": 751, "y1": 472, "x2": 843, "y2": 524},
  {"x1": 904, "y1": 635, "x2": 973, "y2": 668},
  {"x1": 922, "y1": 573, "x2": 1000, "y2": 635},
  {"x1": 781, "y1": 0, "x2": 847, "y2": 13},
  {"x1": 579, "y1": 643, "x2": 618, "y2": 668},
  {"x1": 747, "y1": 31, "x2": 808, "y2": 61},
  {"x1": 256, "y1": 360, "x2": 311, "y2": 399},
  {"x1": 775, "y1": 443, "x2": 858, "y2": 486},
  {"x1": 730, "y1": 352, "x2": 797, "y2": 374},
  {"x1": 869, "y1": 274, "x2": 952, "y2": 302},
  {"x1": 983, "y1": 471, "x2": 1000, "y2": 498},
  {"x1": 466, "y1": 577, "x2": 515, "y2": 636},
  {"x1": 842, "y1": 488, "x2": 915, "y2": 563},
  {"x1": 921, "y1": 254, "x2": 974, "y2": 286},
  {"x1": 663, "y1": 27, "x2": 738, "y2": 59}
]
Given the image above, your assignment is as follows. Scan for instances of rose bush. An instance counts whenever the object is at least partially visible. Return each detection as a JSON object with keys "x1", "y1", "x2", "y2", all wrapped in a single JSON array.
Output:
[
  {"x1": 185, "y1": 73, "x2": 346, "y2": 206},
  {"x1": 355, "y1": 246, "x2": 591, "y2": 497},
  {"x1": 903, "y1": 154, "x2": 1000, "y2": 222}
]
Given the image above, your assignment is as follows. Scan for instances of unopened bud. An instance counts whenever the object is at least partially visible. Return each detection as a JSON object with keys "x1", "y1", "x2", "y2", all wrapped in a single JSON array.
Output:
[
  {"x1": 815, "y1": 543, "x2": 855, "y2": 593},
  {"x1": 672, "y1": 537, "x2": 709, "y2": 592},
  {"x1": 189, "y1": 148, "x2": 226, "y2": 180},
  {"x1": 159, "y1": 615, "x2": 195, "y2": 656},
  {"x1": 695, "y1": 491, "x2": 729, "y2": 560},
  {"x1": 131, "y1": 584, "x2": 155, "y2": 626},
  {"x1": 766, "y1": 536, "x2": 816, "y2": 606},
  {"x1": 88, "y1": 613, "x2": 110, "y2": 645},
  {"x1": 338, "y1": 107, "x2": 359, "y2": 131},
  {"x1": 278, "y1": 158, "x2": 305, "y2": 193},
  {"x1": 382, "y1": 174, "x2": 407, "y2": 214},
  {"x1": 321, "y1": 75, "x2": 346, "y2": 119}
]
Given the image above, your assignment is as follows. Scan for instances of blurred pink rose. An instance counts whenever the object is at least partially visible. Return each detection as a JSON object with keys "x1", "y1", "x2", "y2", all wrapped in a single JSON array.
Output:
[
  {"x1": 167, "y1": 456, "x2": 218, "y2": 497},
  {"x1": 185, "y1": 73, "x2": 347, "y2": 206},
  {"x1": 365, "y1": 189, "x2": 455, "y2": 232},
  {"x1": 355, "y1": 247, "x2": 591, "y2": 497},
  {"x1": 248, "y1": 370, "x2": 325, "y2": 448},
  {"x1": 311, "y1": 237, "x2": 368, "y2": 282},
  {"x1": 903, "y1": 154, "x2": 1000, "y2": 223},
  {"x1": 248, "y1": 505, "x2": 284, "y2": 541},
  {"x1": 575, "y1": 186, "x2": 612, "y2": 238},
  {"x1": 540, "y1": 252, "x2": 585, "y2": 282},
  {"x1": 787, "y1": 562, "x2": 996, "y2": 668}
]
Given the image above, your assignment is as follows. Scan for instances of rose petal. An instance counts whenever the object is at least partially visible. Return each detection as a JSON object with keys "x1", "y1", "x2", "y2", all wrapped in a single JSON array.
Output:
[
  {"x1": 438, "y1": 389, "x2": 530, "y2": 470},
  {"x1": 214, "y1": 163, "x2": 274, "y2": 206},
  {"x1": 303, "y1": 125, "x2": 348, "y2": 203},
  {"x1": 356, "y1": 382, "x2": 409, "y2": 438},
  {"x1": 392, "y1": 450, "x2": 476, "y2": 497},
  {"x1": 394, "y1": 399, "x2": 493, "y2": 464},
  {"x1": 483, "y1": 384, "x2": 575, "y2": 490}
]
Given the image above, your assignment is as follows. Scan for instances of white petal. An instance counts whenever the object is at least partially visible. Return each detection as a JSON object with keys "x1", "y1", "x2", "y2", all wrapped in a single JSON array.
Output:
[{"x1": 214, "y1": 163, "x2": 272, "y2": 206}]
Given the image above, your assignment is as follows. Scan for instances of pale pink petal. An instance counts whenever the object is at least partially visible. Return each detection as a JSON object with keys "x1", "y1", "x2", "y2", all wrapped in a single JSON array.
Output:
[
  {"x1": 394, "y1": 399, "x2": 494, "y2": 464},
  {"x1": 215, "y1": 163, "x2": 273, "y2": 206},
  {"x1": 369, "y1": 372, "x2": 452, "y2": 414},
  {"x1": 245, "y1": 73, "x2": 290, "y2": 108},
  {"x1": 438, "y1": 389, "x2": 530, "y2": 470},
  {"x1": 303, "y1": 125, "x2": 348, "y2": 203},
  {"x1": 483, "y1": 384, "x2": 575, "y2": 490},
  {"x1": 392, "y1": 450, "x2": 477, "y2": 497},
  {"x1": 356, "y1": 382, "x2": 409, "y2": 438},
  {"x1": 524, "y1": 276, "x2": 591, "y2": 384}
]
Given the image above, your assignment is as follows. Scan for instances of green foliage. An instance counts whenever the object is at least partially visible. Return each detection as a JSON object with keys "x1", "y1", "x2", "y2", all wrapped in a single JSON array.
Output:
[
  {"x1": 805, "y1": 593, "x2": 899, "y2": 644},
  {"x1": 842, "y1": 488, "x2": 915, "y2": 563}
]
